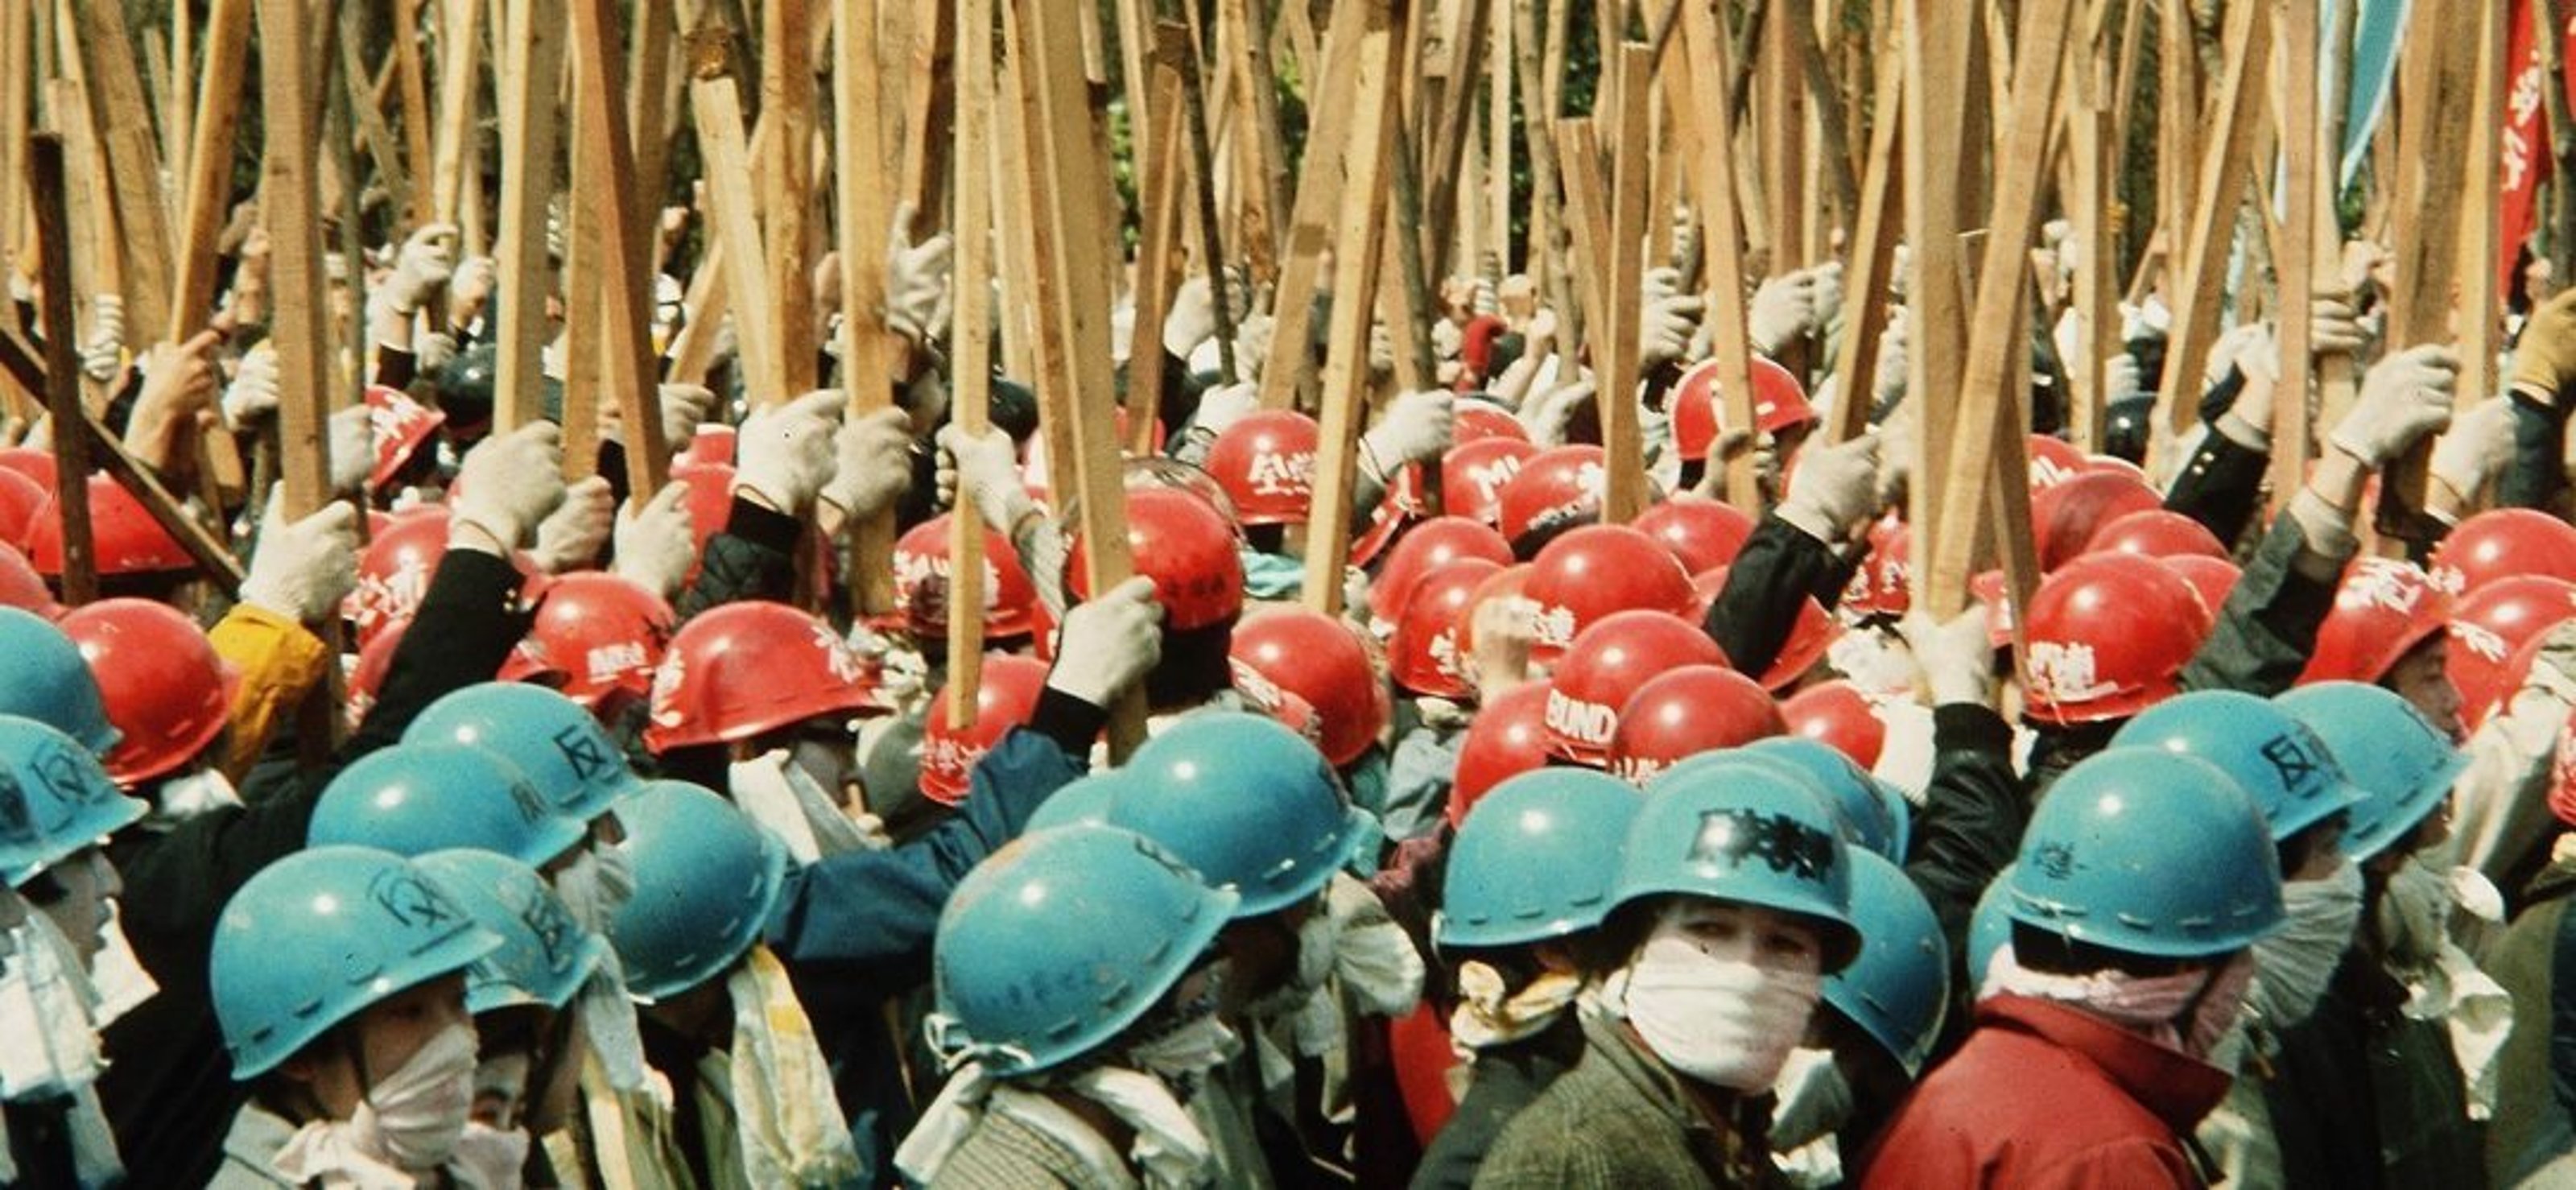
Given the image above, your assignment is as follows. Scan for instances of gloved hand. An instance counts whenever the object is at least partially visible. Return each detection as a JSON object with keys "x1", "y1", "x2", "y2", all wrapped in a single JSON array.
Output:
[
  {"x1": 328, "y1": 404, "x2": 373, "y2": 494},
  {"x1": 80, "y1": 294, "x2": 125, "y2": 382},
  {"x1": 1639, "y1": 267, "x2": 1705, "y2": 369},
  {"x1": 2211, "y1": 321, "x2": 2275, "y2": 387},
  {"x1": 820, "y1": 407, "x2": 916, "y2": 520},
  {"x1": 1522, "y1": 378, "x2": 1596, "y2": 446},
  {"x1": 221, "y1": 342, "x2": 282, "y2": 428},
  {"x1": 1189, "y1": 381, "x2": 1261, "y2": 441},
  {"x1": 1775, "y1": 430, "x2": 1883, "y2": 544},
  {"x1": 1870, "y1": 312, "x2": 1909, "y2": 408},
  {"x1": 382, "y1": 224, "x2": 459, "y2": 316},
  {"x1": 936, "y1": 422, "x2": 1032, "y2": 535},
  {"x1": 613, "y1": 482, "x2": 700, "y2": 598},
  {"x1": 2512, "y1": 287, "x2": 2576, "y2": 406},
  {"x1": 2432, "y1": 398, "x2": 2519, "y2": 503},
  {"x1": 1369, "y1": 323, "x2": 1396, "y2": 378},
  {"x1": 1902, "y1": 604, "x2": 1996, "y2": 707},
  {"x1": 1748, "y1": 265, "x2": 1831, "y2": 355},
  {"x1": 532, "y1": 475, "x2": 615, "y2": 572},
  {"x1": 2103, "y1": 351, "x2": 2141, "y2": 404},
  {"x1": 122, "y1": 330, "x2": 225, "y2": 474},
  {"x1": 2332, "y1": 345, "x2": 2460, "y2": 467},
  {"x1": 1046, "y1": 575, "x2": 1165, "y2": 707},
  {"x1": 2312, "y1": 297, "x2": 2370, "y2": 357},
  {"x1": 885, "y1": 203, "x2": 953, "y2": 347},
  {"x1": 1804, "y1": 261, "x2": 1845, "y2": 328},
  {"x1": 447, "y1": 255, "x2": 498, "y2": 331},
  {"x1": 658, "y1": 383, "x2": 717, "y2": 449},
  {"x1": 451, "y1": 422, "x2": 568, "y2": 550},
  {"x1": 734, "y1": 389, "x2": 844, "y2": 513},
  {"x1": 1430, "y1": 318, "x2": 1465, "y2": 362},
  {"x1": 1163, "y1": 274, "x2": 1222, "y2": 360},
  {"x1": 415, "y1": 330, "x2": 460, "y2": 374},
  {"x1": 1360, "y1": 389, "x2": 1455, "y2": 476},
  {"x1": 241, "y1": 490, "x2": 361, "y2": 626}
]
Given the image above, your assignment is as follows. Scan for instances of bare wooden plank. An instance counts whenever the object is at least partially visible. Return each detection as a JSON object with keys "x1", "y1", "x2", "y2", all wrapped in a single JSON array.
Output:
[
  {"x1": 1220, "y1": 0, "x2": 1290, "y2": 287},
  {"x1": 567, "y1": 0, "x2": 669, "y2": 497},
  {"x1": 31, "y1": 134, "x2": 97, "y2": 605},
  {"x1": 1599, "y1": 41, "x2": 1653, "y2": 523},
  {"x1": 1303, "y1": 0, "x2": 1398, "y2": 615},
  {"x1": 1900, "y1": 0, "x2": 1971, "y2": 613},
  {"x1": 394, "y1": 0, "x2": 437, "y2": 225},
  {"x1": 837, "y1": 0, "x2": 902, "y2": 614},
  {"x1": 1678, "y1": 0, "x2": 1763, "y2": 510},
  {"x1": 947, "y1": 0, "x2": 997, "y2": 726},
  {"x1": 338, "y1": 3, "x2": 416, "y2": 222},
  {"x1": 2268, "y1": 0, "x2": 2320, "y2": 492},
  {"x1": 1128, "y1": 23, "x2": 1192, "y2": 452},
  {"x1": 2147, "y1": 1, "x2": 2269, "y2": 470},
  {"x1": 691, "y1": 21, "x2": 784, "y2": 407},
  {"x1": 1553, "y1": 119, "x2": 1611, "y2": 323},
  {"x1": 68, "y1": 0, "x2": 176, "y2": 345},
  {"x1": 493, "y1": 0, "x2": 568, "y2": 430},
  {"x1": 767, "y1": 0, "x2": 819, "y2": 394},
  {"x1": 1760, "y1": 0, "x2": 1810, "y2": 271},
  {"x1": 431, "y1": 0, "x2": 484, "y2": 223},
  {"x1": 1256, "y1": 0, "x2": 1371, "y2": 410},
  {"x1": 169, "y1": 0, "x2": 252, "y2": 337},
  {"x1": 0, "y1": 2, "x2": 28, "y2": 315},
  {"x1": 1826, "y1": 34, "x2": 1903, "y2": 444}
]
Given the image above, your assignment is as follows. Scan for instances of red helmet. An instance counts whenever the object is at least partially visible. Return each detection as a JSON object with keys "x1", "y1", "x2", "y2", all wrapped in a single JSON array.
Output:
[
  {"x1": 920, "y1": 655, "x2": 1050, "y2": 805},
  {"x1": 1523, "y1": 524, "x2": 1694, "y2": 664},
  {"x1": 2163, "y1": 555, "x2": 2242, "y2": 619},
  {"x1": 348, "y1": 508, "x2": 454, "y2": 650},
  {"x1": 1693, "y1": 565, "x2": 1836, "y2": 691},
  {"x1": 644, "y1": 601, "x2": 889, "y2": 752},
  {"x1": 498, "y1": 572, "x2": 676, "y2": 708},
  {"x1": 62, "y1": 597, "x2": 239, "y2": 785},
  {"x1": 1843, "y1": 519, "x2": 1911, "y2": 620},
  {"x1": 1670, "y1": 356, "x2": 1812, "y2": 460},
  {"x1": 1367, "y1": 516, "x2": 1513, "y2": 630},
  {"x1": 0, "y1": 466, "x2": 47, "y2": 547},
  {"x1": 1391, "y1": 557, "x2": 1504, "y2": 698},
  {"x1": 1496, "y1": 444, "x2": 1606, "y2": 549},
  {"x1": 0, "y1": 543, "x2": 60, "y2": 618},
  {"x1": 2428, "y1": 509, "x2": 2576, "y2": 599},
  {"x1": 1606, "y1": 663, "x2": 1783, "y2": 783},
  {"x1": 1543, "y1": 609, "x2": 1727, "y2": 766},
  {"x1": 1439, "y1": 437, "x2": 1542, "y2": 527},
  {"x1": 2086, "y1": 454, "x2": 2149, "y2": 483},
  {"x1": 1229, "y1": 607, "x2": 1392, "y2": 767},
  {"x1": 1068, "y1": 487, "x2": 1245, "y2": 631},
  {"x1": 27, "y1": 474, "x2": 192, "y2": 576},
  {"x1": 2083, "y1": 508, "x2": 2227, "y2": 560},
  {"x1": 1120, "y1": 457, "x2": 1242, "y2": 528},
  {"x1": 1205, "y1": 410, "x2": 1319, "y2": 526},
  {"x1": 2031, "y1": 471, "x2": 2162, "y2": 572},
  {"x1": 365, "y1": 385, "x2": 448, "y2": 492},
  {"x1": 2020, "y1": 552, "x2": 2214, "y2": 725},
  {"x1": 890, "y1": 514, "x2": 1039, "y2": 642},
  {"x1": 1781, "y1": 680, "x2": 1889, "y2": 771},
  {"x1": 2025, "y1": 435, "x2": 2089, "y2": 492},
  {"x1": 2299, "y1": 557, "x2": 2450, "y2": 686},
  {"x1": 2447, "y1": 576, "x2": 2576, "y2": 730},
  {"x1": 1023, "y1": 408, "x2": 1165, "y2": 503},
  {"x1": 345, "y1": 615, "x2": 412, "y2": 733},
  {"x1": 1633, "y1": 496, "x2": 1756, "y2": 575},
  {"x1": 1452, "y1": 399, "x2": 1528, "y2": 444},
  {"x1": 0, "y1": 448, "x2": 56, "y2": 489},
  {"x1": 1448, "y1": 681, "x2": 1550, "y2": 826}
]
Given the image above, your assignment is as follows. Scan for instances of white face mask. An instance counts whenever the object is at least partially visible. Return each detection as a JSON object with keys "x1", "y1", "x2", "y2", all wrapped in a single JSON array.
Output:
[
  {"x1": 356, "y1": 1021, "x2": 481, "y2": 1171},
  {"x1": 2250, "y1": 860, "x2": 2363, "y2": 1029},
  {"x1": 1126, "y1": 1010, "x2": 1241, "y2": 1082},
  {"x1": 155, "y1": 766, "x2": 243, "y2": 819},
  {"x1": 1617, "y1": 911, "x2": 1823, "y2": 1092},
  {"x1": 551, "y1": 840, "x2": 636, "y2": 934}
]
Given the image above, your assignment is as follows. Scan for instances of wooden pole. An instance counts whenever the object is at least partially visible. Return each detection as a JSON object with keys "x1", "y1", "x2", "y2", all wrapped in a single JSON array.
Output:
[
  {"x1": 1827, "y1": 35, "x2": 1903, "y2": 444},
  {"x1": 1, "y1": 2, "x2": 27, "y2": 314},
  {"x1": 568, "y1": 0, "x2": 670, "y2": 497},
  {"x1": 1129, "y1": 23, "x2": 1192, "y2": 451},
  {"x1": 767, "y1": 0, "x2": 818, "y2": 394},
  {"x1": 2146, "y1": 0, "x2": 2271, "y2": 473},
  {"x1": 1599, "y1": 41, "x2": 1653, "y2": 523},
  {"x1": 30, "y1": 135, "x2": 96, "y2": 606},
  {"x1": 493, "y1": 0, "x2": 568, "y2": 430},
  {"x1": 692, "y1": 22, "x2": 784, "y2": 407},
  {"x1": 2453, "y1": 0, "x2": 2508, "y2": 435},
  {"x1": 1303, "y1": 0, "x2": 1398, "y2": 616},
  {"x1": 67, "y1": 0, "x2": 176, "y2": 346},
  {"x1": 1678, "y1": 0, "x2": 1764, "y2": 510},
  {"x1": 947, "y1": 0, "x2": 997, "y2": 727},
  {"x1": 256, "y1": 0, "x2": 335, "y2": 519},
  {"x1": 2374, "y1": 0, "x2": 2480, "y2": 546},
  {"x1": 1256, "y1": 0, "x2": 1370, "y2": 410},
  {"x1": 394, "y1": 0, "x2": 437, "y2": 226},
  {"x1": 1761, "y1": 0, "x2": 1810, "y2": 271},
  {"x1": 1901, "y1": 0, "x2": 1971, "y2": 614},
  {"x1": 837, "y1": 0, "x2": 902, "y2": 614},
  {"x1": 2268, "y1": 0, "x2": 2321, "y2": 494},
  {"x1": 431, "y1": 0, "x2": 483, "y2": 224},
  {"x1": 1220, "y1": 0, "x2": 1290, "y2": 287},
  {"x1": 337, "y1": 3, "x2": 416, "y2": 222},
  {"x1": 169, "y1": 0, "x2": 253, "y2": 337}
]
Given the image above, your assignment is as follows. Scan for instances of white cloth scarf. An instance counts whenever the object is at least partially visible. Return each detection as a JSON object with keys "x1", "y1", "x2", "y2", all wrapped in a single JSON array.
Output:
[
  {"x1": 1769, "y1": 1047, "x2": 1852, "y2": 1189},
  {"x1": 1245, "y1": 874, "x2": 1424, "y2": 1089},
  {"x1": 724, "y1": 944, "x2": 862, "y2": 1185},
  {"x1": 0, "y1": 910, "x2": 126, "y2": 1185},
  {"x1": 898, "y1": 1061, "x2": 1217, "y2": 1189},
  {"x1": 728, "y1": 750, "x2": 881, "y2": 863},
  {"x1": 2247, "y1": 861, "x2": 2364, "y2": 1031},
  {"x1": 2378, "y1": 857, "x2": 2514, "y2": 1119},
  {"x1": 1983, "y1": 944, "x2": 2252, "y2": 1060},
  {"x1": 1447, "y1": 962, "x2": 1582, "y2": 1056},
  {"x1": 269, "y1": 1023, "x2": 524, "y2": 1189}
]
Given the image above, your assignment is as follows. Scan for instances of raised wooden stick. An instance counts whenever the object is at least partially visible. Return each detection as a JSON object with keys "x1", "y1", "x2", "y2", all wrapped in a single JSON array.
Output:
[
  {"x1": 255, "y1": 0, "x2": 335, "y2": 521},
  {"x1": 1599, "y1": 42, "x2": 1653, "y2": 523},
  {"x1": 493, "y1": 0, "x2": 568, "y2": 430},
  {"x1": 31, "y1": 135, "x2": 96, "y2": 605},
  {"x1": 1900, "y1": 0, "x2": 1971, "y2": 614},
  {"x1": 431, "y1": 0, "x2": 483, "y2": 224},
  {"x1": 568, "y1": 0, "x2": 670, "y2": 496},
  {"x1": 2147, "y1": 0, "x2": 2269, "y2": 476},
  {"x1": 1128, "y1": 23, "x2": 1192, "y2": 453},
  {"x1": 767, "y1": 0, "x2": 818, "y2": 395},
  {"x1": 169, "y1": 0, "x2": 252, "y2": 336},
  {"x1": 1256, "y1": 0, "x2": 1370, "y2": 410},
  {"x1": 67, "y1": 0, "x2": 175, "y2": 345},
  {"x1": 947, "y1": 0, "x2": 997, "y2": 727},
  {"x1": 692, "y1": 21, "x2": 784, "y2": 407},
  {"x1": 1304, "y1": 0, "x2": 1398, "y2": 616},
  {"x1": 2268, "y1": 0, "x2": 2321, "y2": 494},
  {"x1": 1678, "y1": 0, "x2": 1762, "y2": 510},
  {"x1": 1826, "y1": 35, "x2": 1903, "y2": 444},
  {"x1": 837, "y1": 0, "x2": 901, "y2": 614}
]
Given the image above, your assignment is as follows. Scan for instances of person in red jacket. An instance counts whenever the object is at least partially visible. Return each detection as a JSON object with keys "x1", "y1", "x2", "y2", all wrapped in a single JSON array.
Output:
[{"x1": 1860, "y1": 746, "x2": 2287, "y2": 1188}]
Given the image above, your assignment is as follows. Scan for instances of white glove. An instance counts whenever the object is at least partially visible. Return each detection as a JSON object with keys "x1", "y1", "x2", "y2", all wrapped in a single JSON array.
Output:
[
  {"x1": 241, "y1": 491, "x2": 361, "y2": 625},
  {"x1": 936, "y1": 422, "x2": 1031, "y2": 535},
  {"x1": 657, "y1": 383, "x2": 716, "y2": 450},
  {"x1": 734, "y1": 389, "x2": 844, "y2": 513},
  {"x1": 2332, "y1": 345, "x2": 2460, "y2": 467},
  {"x1": 1748, "y1": 267, "x2": 1825, "y2": 354},
  {"x1": 613, "y1": 482, "x2": 700, "y2": 599},
  {"x1": 221, "y1": 342, "x2": 282, "y2": 428},
  {"x1": 1523, "y1": 378, "x2": 1596, "y2": 446},
  {"x1": 1804, "y1": 262, "x2": 1845, "y2": 328},
  {"x1": 328, "y1": 404, "x2": 373, "y2": 495},
  {"x1": 820, "y1": 407, "x2": 916, "y2": 520},
  {"x1": 1776, "y1": 430, "x2": 1882, "y2": 543},
  {"x1": 1640, "y1": 267, "x2": 1705, "y2": 370},
  {"x1": 1163, "y1": 274, "x2": 1221, "y2": 360},
  {"x1": 452, "y1": 422, "x2": 568, "y2": 549},
  {"x1": 1189, "y1": 381, "x2": 1261, "y2": 440},
  {"x1": 530, "y1": 475, "x2": 614, "y2": 572},
  {"x1": 1360, "y1": 389, "x2": 1455, "y2": 473},
  {"x1": 382, "y1": 224, "x2": 459, "y2": 316},
  {"x1": 1870, "y1": 312, "x2": 1909, "y2": 408},
  {"x1": 80, "y1": 294, "x2": 125, "y2": 382},
  {"x1": 2432, "y1": 398, "x2": 2519, "y2": 501},
  {"x1": 2211, "y1": 321, "x2": 2276, "y2": 386},
  {"x1": 2312, "y1": 297, "x2": 2370, "y2": 357},
  {"x1": 1046, "y1": 574, "x2": 1165, "y2": 707},
  {"x1": 1430, "y1": 318, "x2": 1465, "y2": 362},
  {"x1": 1902, "y1": 605, "x2": 1996, "y2": 707},
  {"x1": 2104, "y1": 352, "x2": 2141, "y2": 403},
  {"x1": 885, "y1": 204, "x2": 953, "y2": 346},
  {"x1": 415, "y1": 330, "x2": 460, "y2": 374}
]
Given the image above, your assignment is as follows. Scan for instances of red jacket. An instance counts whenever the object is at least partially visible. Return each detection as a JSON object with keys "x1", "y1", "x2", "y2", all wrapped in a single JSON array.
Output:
[{"x1": 1857, "y1": 995, "x2": 2231, "y2": 1189}]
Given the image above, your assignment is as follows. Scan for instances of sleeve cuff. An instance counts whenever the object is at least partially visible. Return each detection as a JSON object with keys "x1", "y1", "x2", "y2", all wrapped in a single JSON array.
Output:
[
  {"x1": 724, "y1": 497, "x2": 805, "y2": 554},
  {"x1": 1932, "y1": 703, "x2": 2013, "y2": 756},
  {"x1": 1027, "y1": 688, "x2": 1109, "y2": 754}
]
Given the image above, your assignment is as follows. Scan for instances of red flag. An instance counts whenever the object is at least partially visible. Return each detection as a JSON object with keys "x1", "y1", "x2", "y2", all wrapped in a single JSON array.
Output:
[{"x1": 2500, "y1": 0, "x2": 2548, "y2": 301}]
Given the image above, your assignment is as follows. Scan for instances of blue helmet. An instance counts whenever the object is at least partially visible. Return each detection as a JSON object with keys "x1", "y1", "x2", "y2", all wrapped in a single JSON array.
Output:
[
  {"x1": 0, "y1": 608, "x2": 119, "y2": 755},
  {"x1": 0, "y1": 714, "x2": 149, "y2": 886},
  {"x1": 2006, "y1": 746, "x2": 2285, "y2": 959},
  {"x1": 607, "y1": 781, "x2": 789, "y2": 1002},
  {"x1": 1967, "y1": 865, "x2": 2014, "y2": 994},
  {"x1": 415, "y1": 849, "x2": 609, "y2": 1014},
  {"x1": 1823, "y1": 852, "x2": 1949, "y2": 1076},
  {"x1": 934, "y1": 824, "x2": 1237, "y2": 1077},
  {"x1": 2111, "y1": 689, "x2": 2367, "y2": 843},
  {"x1": 1106, "y1": 713, "x2": 1370, "y2": 917},
  {"x1": 310, "y1": 742, "x2": 589, "y2": 867},
  {"x1": 1023, "y1": 771, "x2": 1131, "y2": 833},
  {"x1": 2274, "y1": 682, "x2": 2467, "y2": 862},
  {"x1": 406, "y1": 682, "x2": 644, "y2": 823},
  {"x1": 1623, "y1": 756, "x2": 1861, "y2": 969},
  {"x1": 211, "y1": 846, "x2": 503, "y2": 1077},
  {"x1": 1438, "y1": 769, "x2": 1644, "y2": 950},
  {"x1": 1742, "y1": 737, "x2": 1912, "y2": 859}
]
